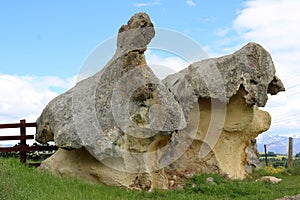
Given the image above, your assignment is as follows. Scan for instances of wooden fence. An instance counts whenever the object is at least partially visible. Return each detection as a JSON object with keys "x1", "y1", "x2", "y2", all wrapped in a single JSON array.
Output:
[{"x1": 0, "y1": 119, "x2": 57, "y2": 163}]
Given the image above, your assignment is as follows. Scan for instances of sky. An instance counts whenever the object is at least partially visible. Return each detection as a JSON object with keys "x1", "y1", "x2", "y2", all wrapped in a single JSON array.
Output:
[{"x1": 0, "y1": 0, "x2": 299, "y2": 148}]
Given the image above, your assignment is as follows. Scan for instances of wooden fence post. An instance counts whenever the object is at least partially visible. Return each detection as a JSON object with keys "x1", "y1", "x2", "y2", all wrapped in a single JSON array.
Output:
[
  {"x1": 264, "y1": 144, "x2": 268, "y2": 166},
  {"x1": 0, "y1": 120, "x2": 58, "y2": 166},
  {"x1": 20, "y1": 119, "x2": 26, "y2": 163},
  {"x1": 288, "y1": 137, "x2": 293, "y2": 168}
]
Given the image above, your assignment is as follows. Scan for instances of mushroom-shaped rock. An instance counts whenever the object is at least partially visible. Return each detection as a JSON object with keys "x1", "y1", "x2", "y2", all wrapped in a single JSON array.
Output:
[
  {"x1": 162, "y1": 42, "x2": 285, "y2": 179},
  {"x1": 36, "y1": 12, "x2": 285, "y2": 190}
]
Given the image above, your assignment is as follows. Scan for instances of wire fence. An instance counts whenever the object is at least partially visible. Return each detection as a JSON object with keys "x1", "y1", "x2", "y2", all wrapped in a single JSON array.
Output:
[{"x1": 259, "y1": 137, "x2": 299, "y2": 168}]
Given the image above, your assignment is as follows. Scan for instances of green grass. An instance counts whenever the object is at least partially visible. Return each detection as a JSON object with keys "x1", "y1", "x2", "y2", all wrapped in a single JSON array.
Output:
[{"x1": 1, "y1": 158, "x2": 300, "y2": 200}]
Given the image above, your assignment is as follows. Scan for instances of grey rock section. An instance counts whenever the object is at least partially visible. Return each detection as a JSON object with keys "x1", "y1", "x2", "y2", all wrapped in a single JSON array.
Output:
[
  {"x1": 36, "y1": 12, "x2": 186, "y2": 161},
  {"x1": 245, "y1": 139, "x2": 263, "y2": 173},
  {"x1": 163, "y1": 42, "x2": 285, "y2": 114},
  {"x1": 36, "y1": 88, "x2": 81, "y2": 149}
]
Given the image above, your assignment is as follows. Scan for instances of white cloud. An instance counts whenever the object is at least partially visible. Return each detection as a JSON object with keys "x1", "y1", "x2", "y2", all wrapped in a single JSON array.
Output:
[
  {"x1": 233, "y1": 0, "x2": 300, "y2": 137},
  {"x1": 0, "y1": 74, "x2": 75, "y2": 123},
  {"x1": 0, "y1": 74, "x2": 75, "y2": 145},
  {"x1": 145, "y1": 50, "x2": 189, "y2": 79},
  {"x1": 186, "y1": 0, "x2": 196, "y2": 6},
  {"x1": 234, "y1": 0, "x2": 300, "y2": 50},
  {"x1": 0, "y1": 57, "x2": 186, "y2": 145},
  {"x1": 133, "y1": 1, "x2": 160, "y2": 7},
  {"x1": 215, "y1": 28, "x2": 230, "y2": 37}
]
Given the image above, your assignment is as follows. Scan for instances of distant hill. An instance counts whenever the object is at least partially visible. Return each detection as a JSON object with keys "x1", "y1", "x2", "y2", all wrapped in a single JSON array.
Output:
[
  {"x1": 257, "y1": 133, "x2": 300, "y2": 154},
  {"x1": 0, "y1": 143, "x2": 15, "y2": 147}
]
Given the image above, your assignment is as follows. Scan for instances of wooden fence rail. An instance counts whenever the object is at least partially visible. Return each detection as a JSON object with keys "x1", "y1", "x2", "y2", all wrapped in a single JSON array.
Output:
[{"x1": 0, "y1": 119, "x2": 57, "y2": 163}]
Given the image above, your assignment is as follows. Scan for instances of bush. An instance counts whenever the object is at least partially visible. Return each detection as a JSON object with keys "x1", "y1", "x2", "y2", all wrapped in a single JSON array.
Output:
[
  {"x1": 273, "y1": 160, "x2": 287, "y2": 168},
  {"x1": 252, "y1": 166, "x2": 287, "y2": 177}
]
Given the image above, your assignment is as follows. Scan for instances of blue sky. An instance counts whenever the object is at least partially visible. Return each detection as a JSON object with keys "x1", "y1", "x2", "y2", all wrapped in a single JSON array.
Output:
[
  {"x1": 1, "y1": 0, "x2": 300, "y2": 147},
  {"x1": 0, "y1": 0, "x2": 243, "y2": 78}
]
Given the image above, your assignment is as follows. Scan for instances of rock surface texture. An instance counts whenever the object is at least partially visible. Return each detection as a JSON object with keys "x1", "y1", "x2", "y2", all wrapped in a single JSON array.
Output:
[
  {"x1": 276, "y1": 194, "x2": 300, "y2": 200},
  {"x1": 36, "y1": 12, "x2": 285, "y2": 190},
  {"x1": 162, "y1": 42, "x2": 285, "y2": 179},
  {"x1": 260, "y1": 176, "x2": 282, "y2": 184},
  {"x1": 245, "y1": 139, "x2": 263, "y2": 173}
]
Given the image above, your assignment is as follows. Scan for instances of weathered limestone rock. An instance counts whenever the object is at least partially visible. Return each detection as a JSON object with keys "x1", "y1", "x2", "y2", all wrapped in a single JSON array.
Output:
[
  {"x1": 245, "y1": 139, "x2": 263, "y2": 173},
  {"x1": 163, "y1": 42, "x2": 285, "y2": 107},
  {"x1": 276, "y1": 194, "x2": 300, "y2": 200},
  {"x1": 206, "y1": 177, "x2": 216, "y2": 185},
  {"x1": 260, "y1": 176, "x2": 282, "y2": 184},
  {"x1": 37, "y1": 12, "x2": 185, "y2": 190},
  {"x1": 36, "y1": 12, "x2": 285, "y2": 190},
  {"x1": 162, "y1": 42, "x2": 285, "y2": 179}
]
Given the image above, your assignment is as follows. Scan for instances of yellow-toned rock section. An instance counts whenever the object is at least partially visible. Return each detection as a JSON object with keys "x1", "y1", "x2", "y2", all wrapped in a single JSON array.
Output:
[
  {"x1": 168, "y1": 87, "x2": 271, "y2": 179},
  {"x1": 40, "y1": 147, "x2": 169, "y2": 190}
]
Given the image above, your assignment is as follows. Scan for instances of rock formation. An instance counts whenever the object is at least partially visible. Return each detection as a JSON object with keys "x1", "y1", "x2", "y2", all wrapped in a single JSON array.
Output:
[
  {"x1": 276, "y1": 194, "x2": 300, "y2": 200},
  {"x1": 260, "y1": 176, "x2": 282, "y2": 184},
  {"x1": 245, "y1": 139, "x2": 263, "y2": 173},
  {"x1": 36, "y1": 12, "x2": 285, "y2": 190},
  {"x1": 162, "y1": 42, "x2": 285, "y2": 179}
]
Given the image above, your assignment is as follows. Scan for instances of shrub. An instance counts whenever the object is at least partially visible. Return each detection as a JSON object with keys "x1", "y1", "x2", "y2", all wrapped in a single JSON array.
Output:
[{"x1": 253, "y1": 166, "x2": 287, "y2": 177}]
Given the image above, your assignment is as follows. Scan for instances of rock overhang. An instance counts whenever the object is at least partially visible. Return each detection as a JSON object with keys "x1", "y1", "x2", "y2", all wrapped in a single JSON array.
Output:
[{"x1": 163, "y1": 42, "x2": 285, "y2": 108}]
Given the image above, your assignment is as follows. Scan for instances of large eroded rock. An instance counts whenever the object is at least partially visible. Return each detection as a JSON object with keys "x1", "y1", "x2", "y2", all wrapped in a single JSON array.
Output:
[
  {"x1": 36, "y1": 12, "x2": 285, "y2": 190},
  {"x1": 37, "y1": 12, "x2": 186, "y2": 190},
  {"x1": 162, "y1": 42, "x2": 284, "y2": 179}
]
